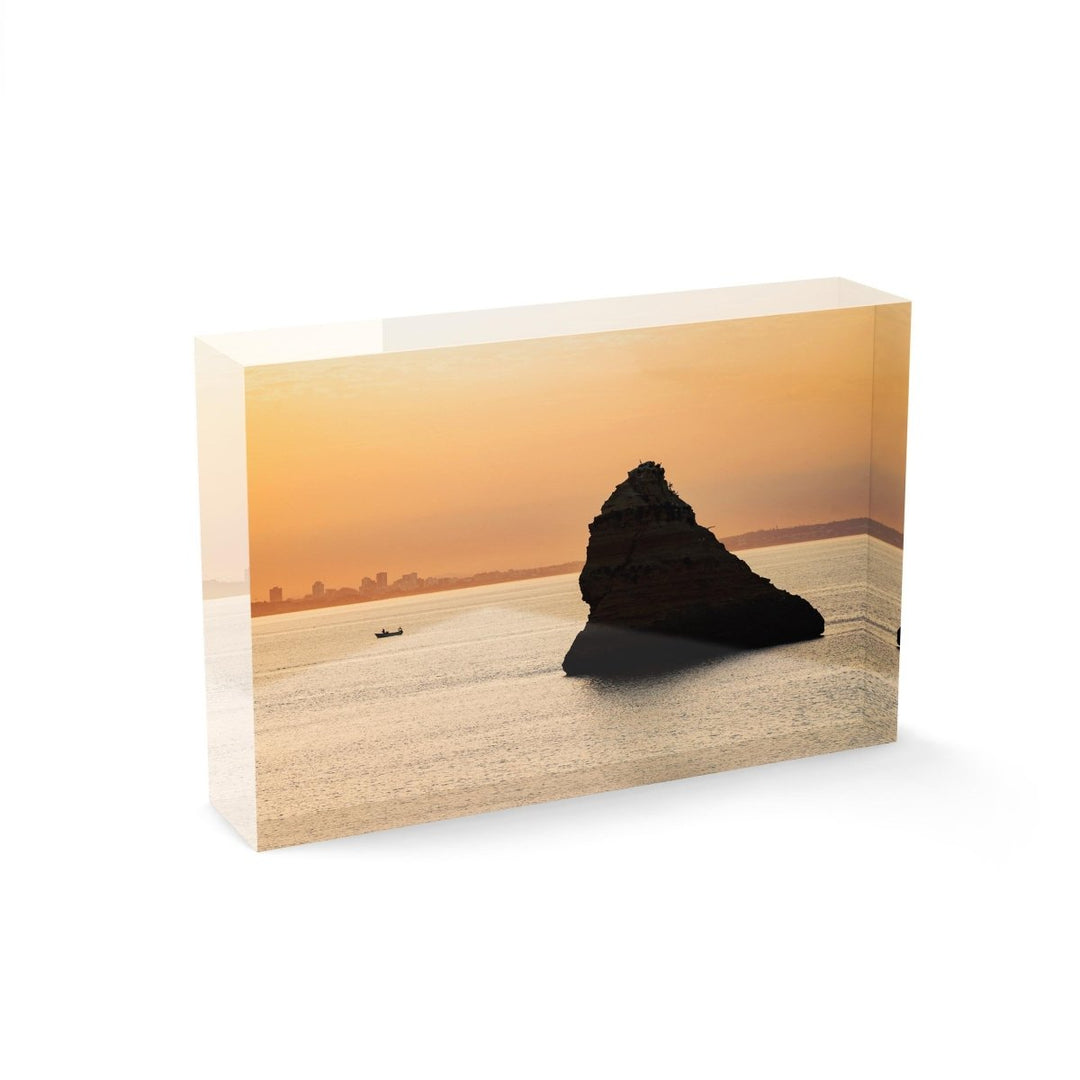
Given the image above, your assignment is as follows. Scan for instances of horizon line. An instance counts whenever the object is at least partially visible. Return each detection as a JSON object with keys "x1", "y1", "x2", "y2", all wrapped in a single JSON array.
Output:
[{"x1": 217, "y1": 517, "x2": 903, "y2": 610}]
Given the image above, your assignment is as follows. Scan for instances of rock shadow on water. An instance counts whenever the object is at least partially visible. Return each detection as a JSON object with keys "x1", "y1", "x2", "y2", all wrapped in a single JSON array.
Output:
[{"x1": 562, "y1": 624, "x2": 742, "y2": 681}]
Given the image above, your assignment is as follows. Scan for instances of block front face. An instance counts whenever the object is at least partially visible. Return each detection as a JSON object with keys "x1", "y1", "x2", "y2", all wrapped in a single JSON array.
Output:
[{"x1": 225, "y1": 299, "x2": 908, "y2": 849}]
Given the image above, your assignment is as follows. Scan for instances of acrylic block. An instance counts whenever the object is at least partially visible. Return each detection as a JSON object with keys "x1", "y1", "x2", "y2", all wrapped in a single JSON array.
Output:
[{"x1": 195, "y1": 279, "x2": 910, "y2": 850}]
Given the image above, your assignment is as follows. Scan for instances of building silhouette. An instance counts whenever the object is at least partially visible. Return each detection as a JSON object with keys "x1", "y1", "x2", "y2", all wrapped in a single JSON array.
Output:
[
  {"x1": 312, "y1": 580, "x2": 325, "y2": 598},
  {"x1": 376, "y1": 571, "x2": 387, "y2": 588},
  {"x1": 269, "y1": 586, "x2": 283, "y2": 603}
]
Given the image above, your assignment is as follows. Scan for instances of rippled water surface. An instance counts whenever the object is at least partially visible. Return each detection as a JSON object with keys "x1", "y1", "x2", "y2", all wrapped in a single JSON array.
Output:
[{"x1": 247, "y1": 536, "x2": 901, "y2": 846}]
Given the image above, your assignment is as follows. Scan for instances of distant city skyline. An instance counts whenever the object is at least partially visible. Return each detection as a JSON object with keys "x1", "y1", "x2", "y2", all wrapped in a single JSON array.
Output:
[
  {"x1": 252, "y1": 559, "x2": 585, "y2": 615},
  {"x1": 260, "y1": 561, "x2": 584, "y2": 603}
]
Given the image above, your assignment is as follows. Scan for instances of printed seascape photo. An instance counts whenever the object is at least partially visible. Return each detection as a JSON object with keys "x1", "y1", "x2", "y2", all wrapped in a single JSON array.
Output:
[{"x1": 201, "y1": 297, "x2": 909, "y2": 849}]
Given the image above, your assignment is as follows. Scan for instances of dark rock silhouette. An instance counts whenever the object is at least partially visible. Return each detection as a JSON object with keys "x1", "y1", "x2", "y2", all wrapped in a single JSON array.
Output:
[{"x1": 562, "y1": 462, "x2": 825, "y2": 676}]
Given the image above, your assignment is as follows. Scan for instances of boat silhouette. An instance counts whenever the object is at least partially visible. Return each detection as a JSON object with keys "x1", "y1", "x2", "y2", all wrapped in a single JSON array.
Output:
[{"x1": 375, "y1": 627, "x2": 404, "y2": 638}]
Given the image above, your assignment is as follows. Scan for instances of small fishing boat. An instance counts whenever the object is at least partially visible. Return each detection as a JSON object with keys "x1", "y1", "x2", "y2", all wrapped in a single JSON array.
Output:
[{"x1": 375, "y1": 627, "x2": 404, "y2": 638}]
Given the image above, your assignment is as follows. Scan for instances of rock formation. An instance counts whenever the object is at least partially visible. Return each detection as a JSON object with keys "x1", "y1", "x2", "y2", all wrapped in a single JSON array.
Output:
[{"x1": 562, "y1": 462, "x2": 825, "y2": 675}]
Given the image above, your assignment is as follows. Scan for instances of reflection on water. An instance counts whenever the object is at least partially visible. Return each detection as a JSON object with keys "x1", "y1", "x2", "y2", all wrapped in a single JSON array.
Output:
[{"x1": 241, "y1": 536, "x2": 901, "y2": 848}]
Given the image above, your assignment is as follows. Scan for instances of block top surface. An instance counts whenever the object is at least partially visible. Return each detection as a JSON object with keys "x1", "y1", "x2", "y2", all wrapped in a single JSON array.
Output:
[{"x1": 197, "y1": 277, "x2": 908, "y2": 368}]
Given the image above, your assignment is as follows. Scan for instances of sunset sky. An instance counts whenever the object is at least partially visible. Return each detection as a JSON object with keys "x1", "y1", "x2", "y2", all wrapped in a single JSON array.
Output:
[{"x1": 244, "y1": 306, "x2": 908, "y2": 601}]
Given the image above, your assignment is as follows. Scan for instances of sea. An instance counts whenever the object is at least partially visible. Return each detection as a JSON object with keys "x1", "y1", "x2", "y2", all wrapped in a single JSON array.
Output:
[{"x1": 229, "y1": 534, "x2": 901, "y2": 848}]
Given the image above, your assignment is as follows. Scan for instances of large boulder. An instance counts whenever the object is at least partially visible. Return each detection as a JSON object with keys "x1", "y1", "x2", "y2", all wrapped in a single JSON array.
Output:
[{"x1": 562, "y1": 462, "x2": 824, "y2": 675}]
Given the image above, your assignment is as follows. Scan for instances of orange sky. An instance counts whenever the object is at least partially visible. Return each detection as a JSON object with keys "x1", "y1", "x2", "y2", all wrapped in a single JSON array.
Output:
[{"x1": 244, "y1": 306, "x2": 908, "y2": 600}]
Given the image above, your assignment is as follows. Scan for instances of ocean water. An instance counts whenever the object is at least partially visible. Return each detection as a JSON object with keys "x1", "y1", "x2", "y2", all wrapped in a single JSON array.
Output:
[{"x1": 248, "y1": 535, "x2": 902, "y2": 847}]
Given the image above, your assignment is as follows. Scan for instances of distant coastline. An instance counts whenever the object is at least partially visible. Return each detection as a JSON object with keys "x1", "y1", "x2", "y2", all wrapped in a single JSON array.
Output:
[
  {"x1": 226, "y1": 519, "x2": 901, "y2": 617},
  {"x1": 721, "y1": 517, "x2": 903, "y2": 552}
]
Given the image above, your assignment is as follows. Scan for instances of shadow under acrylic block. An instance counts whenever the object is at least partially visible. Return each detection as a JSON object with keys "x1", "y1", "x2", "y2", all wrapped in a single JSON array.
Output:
[{"x1": 195, "y1": 279, "x2": 910, "y2": 850}]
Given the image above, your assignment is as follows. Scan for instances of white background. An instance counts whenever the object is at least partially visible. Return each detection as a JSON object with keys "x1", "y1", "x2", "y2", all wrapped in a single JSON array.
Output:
[{"x1": 3, "y1": 2, "x2": 1077, "y2": 1077}]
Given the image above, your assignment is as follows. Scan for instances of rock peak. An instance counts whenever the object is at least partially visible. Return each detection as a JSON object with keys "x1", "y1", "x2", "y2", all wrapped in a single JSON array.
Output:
[{"x1": 600, "y1": 461, "x2": 694, "y2": 517}]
